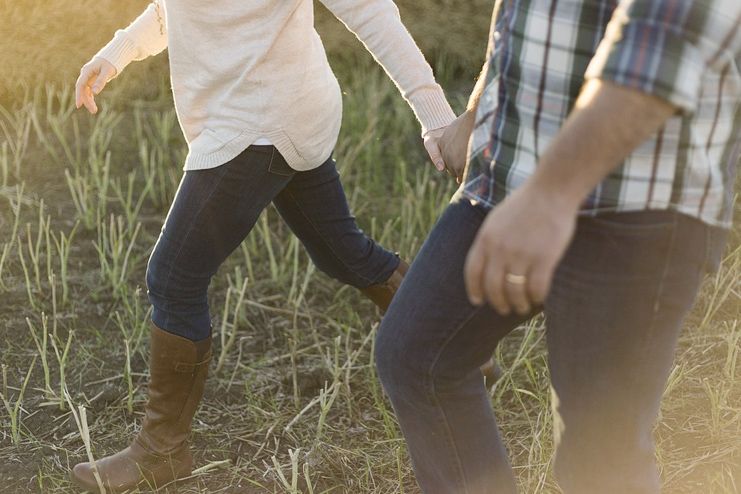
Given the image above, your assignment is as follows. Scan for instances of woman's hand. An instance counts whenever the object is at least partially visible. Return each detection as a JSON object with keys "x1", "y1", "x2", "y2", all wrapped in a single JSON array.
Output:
[
  {"x1": 424, "y1": 108, "x2": 476, "y2": 180},
  {"x1": 75, "y1": 58, "x2": 117, "y2": 114},
  {"x1": 423, "y1": 127, "x2": 448, "y2": 173},
  {"x1": 439, "y1": 109, "x2": 475, "y2": 183}
]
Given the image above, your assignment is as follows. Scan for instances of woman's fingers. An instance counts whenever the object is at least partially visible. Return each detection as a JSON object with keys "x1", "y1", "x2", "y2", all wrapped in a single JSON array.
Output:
[
  {"x1": 75, "y1": 59, "x2": 115, "y2": 114},
  {"x1": 76, "y1": 65, "x2": 99, "y2": 114},
  {"x1": 91, "y1": 63, "x2": 115, "y2": 96},
  {"x1": 423, "y1": 130, "x2": 447, "y2": 171},
  {"x1": 427, "y1": 141, "x2": 445, "y2": 171},
  {"x1": 75, "y1": 67, "x2": 91, "y2": 110}
]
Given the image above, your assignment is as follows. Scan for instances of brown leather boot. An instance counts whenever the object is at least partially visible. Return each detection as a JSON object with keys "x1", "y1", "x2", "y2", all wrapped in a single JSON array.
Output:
[
  {"x1": 358, "y1": 258, "x2": 410, "y2": 313},
  {"x1": 481, "y1": 357, "x2": 503, "y2": 388},
  {"x1": 71, "y1": 324, "x2": 212, "y2": 493}
]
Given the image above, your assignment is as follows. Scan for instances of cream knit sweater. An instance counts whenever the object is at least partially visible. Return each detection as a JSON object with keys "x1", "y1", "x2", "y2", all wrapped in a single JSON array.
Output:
[{"x1": 96, "y1": 0, "x2": 456, "y2": 171}]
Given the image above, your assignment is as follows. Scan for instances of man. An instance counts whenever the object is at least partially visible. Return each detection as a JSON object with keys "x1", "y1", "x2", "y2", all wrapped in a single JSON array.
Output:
[{"x1": 377, "y1": 0, "x2": 739, "y2": 492}]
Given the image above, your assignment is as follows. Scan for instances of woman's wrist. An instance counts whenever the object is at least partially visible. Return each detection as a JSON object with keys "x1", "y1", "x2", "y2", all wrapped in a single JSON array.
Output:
[{"x1": 408, "y1": 85, "x2": 457, "y2": 135}]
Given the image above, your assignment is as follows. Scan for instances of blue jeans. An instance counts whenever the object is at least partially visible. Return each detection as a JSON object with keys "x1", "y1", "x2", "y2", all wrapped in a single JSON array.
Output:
[
  {"x1": 147, "y1": 146, "x2": 398, "y2": 341},
  {"x1": 376, "y1": 196, "x2": 727, "y2": 494}
]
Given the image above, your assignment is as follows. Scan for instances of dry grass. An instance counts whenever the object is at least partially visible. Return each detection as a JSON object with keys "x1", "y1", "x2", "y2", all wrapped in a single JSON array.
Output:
[
  {"x1": 0, "y1": 1, "x2": 150, "y2": 93},
  {"x1": 0, "y1": 5, "x2": 739, "y2": 492},
  {"x1": 0, "y1": 0, "x2": 492, "y2": 97}
]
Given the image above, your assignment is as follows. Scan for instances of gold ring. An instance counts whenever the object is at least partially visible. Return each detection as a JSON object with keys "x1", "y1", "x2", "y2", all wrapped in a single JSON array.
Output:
[{"x1": 505, "y1": 273, "x2": 527, "y2": 285}]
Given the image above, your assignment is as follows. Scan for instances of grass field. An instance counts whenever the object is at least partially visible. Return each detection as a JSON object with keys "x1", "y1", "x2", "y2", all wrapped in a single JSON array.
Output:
[
  {"x1": 0, "y1": 0, "x2": 491, "y2": 96},
  {"x1": 1, "y1": 4, "x2": 740, "y2": 494}
]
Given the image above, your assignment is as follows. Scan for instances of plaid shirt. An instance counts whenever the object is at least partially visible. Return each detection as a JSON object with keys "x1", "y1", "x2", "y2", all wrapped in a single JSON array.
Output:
[{"x1": 463, "y1": 0, "x2": 741, "y2": 228}]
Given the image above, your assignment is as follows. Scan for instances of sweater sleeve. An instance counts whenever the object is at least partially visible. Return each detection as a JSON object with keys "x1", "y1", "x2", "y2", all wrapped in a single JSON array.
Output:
[
  {"x1": 319, "y1": 0, "x2": 456, "y2": 134},
  {"x1": 94, "y1": 1, "x2": 168, "y2": 77}
]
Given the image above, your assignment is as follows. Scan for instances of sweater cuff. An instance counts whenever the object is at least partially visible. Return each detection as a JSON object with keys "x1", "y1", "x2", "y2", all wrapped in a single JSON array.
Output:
[
  {"x1": 95, "y1": 32, "x2": 140, "y2": 77},
  {"x1": 408, "y1": 85, "x2": 457, "y2": 135}
]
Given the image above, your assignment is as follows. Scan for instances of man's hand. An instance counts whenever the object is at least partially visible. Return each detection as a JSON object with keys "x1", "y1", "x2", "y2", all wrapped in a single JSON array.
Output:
[
  {"x1": 75, "y1": 57, "x2": 117, "y2": 114},
  {"x1": 463, "y1": 182, "x2": 578, "y2": 315},
  {"x1": 463, "y1": 80, "x2": 676, "y2": 315},
  {"x1": 439, "y1": 109, "x2": 475, "y2": 183}
]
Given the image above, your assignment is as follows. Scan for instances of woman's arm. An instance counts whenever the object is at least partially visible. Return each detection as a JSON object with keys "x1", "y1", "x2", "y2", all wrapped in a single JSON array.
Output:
[
  {"x1": 76, "y1": 2, "x2": 168, "y2": 114},
  {"x1": 319, "y1": 0, "x2": 456, "y2": 136},
  {"x1": 95, "y1": 1, "x2": 169, "y2": 77}
]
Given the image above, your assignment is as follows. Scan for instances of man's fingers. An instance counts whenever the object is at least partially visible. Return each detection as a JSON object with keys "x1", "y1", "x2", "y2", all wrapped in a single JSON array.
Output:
[
  {"x1": 444, "y1": 160, "x2": 465, "y2": 183},
  {"x1": 482, "y1": 256, "x2": 508, "y2": 315},
  {"x1": 528, "y1": 259, "x2": 555, "y2": 306},
  {"x1": 444, "y1": 165, "x2": 460, "y2": 182},
  {"x1": 464, "y1": 238, "x2": 487, "y2": 306},
  {"x1": 503, "y1": 262, "x2": 532, "y2": 315}
]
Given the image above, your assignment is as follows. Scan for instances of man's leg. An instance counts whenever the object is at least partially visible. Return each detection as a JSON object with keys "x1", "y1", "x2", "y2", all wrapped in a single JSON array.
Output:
[
  {"x1": 545, "y1": 211, "x2": 727, "y2": 493},
  {"x1": 376, "y1": 196, "x2": 530, "y2": 494},
  {"x1": 271, "y1": 156, "x2": 400, "y2": 291}
]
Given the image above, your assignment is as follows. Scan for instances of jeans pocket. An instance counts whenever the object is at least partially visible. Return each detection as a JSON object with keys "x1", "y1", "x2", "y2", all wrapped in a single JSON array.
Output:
[
  {"x1": 569, "y1": 211, "x2": 679, "y2": 279},
  {"x1": 267, "y1": 148, "x2": 295, "y2": 177},
  {"x1": 585, "y1": 210, "x2": 677, "y2": 232}
]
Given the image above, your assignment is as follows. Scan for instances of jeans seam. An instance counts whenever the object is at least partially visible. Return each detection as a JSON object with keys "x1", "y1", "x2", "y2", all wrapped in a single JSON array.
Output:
[
  {"x1": 157, "y1": 166, "x2": 232, "y2": 330},
  {"x1": 281, "y1": 185, "x2": 378, "y2": 286},
  {"x1": 267, "y1": 147, "x2": 295, "y2": 177},
  {"x1": 704, "y1": 226, "x2": 712, "y2": 272},
  {"x1": 702, "y1": 224, "x2": 723, "y2": 273},
  {"x1": 426, "y1": 306, "x2": 485, "y2": 494},
  {"x1": 644, "y1": 213, "x2": 679, "y2": 342}
]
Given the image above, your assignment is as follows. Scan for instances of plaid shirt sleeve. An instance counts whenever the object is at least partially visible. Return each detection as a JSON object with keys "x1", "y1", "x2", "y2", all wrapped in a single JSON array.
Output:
[{"x1": 585, "y1": 0, "x2": 741, "y2": 113}]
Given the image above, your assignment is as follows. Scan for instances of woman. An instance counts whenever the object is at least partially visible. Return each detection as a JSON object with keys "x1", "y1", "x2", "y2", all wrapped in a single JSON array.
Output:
[{"x1": 71, "y1": 0, "x2": 455, "y2": 491}]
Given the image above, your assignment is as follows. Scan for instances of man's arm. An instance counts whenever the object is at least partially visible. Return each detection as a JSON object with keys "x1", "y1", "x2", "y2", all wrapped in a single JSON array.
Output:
[
  {"x1": 438, "y1": 0, "x2": 500, "y2": 177},
  {"x1": 438, "y1": 60, "x2": 489, "y2": 181},
  {"x1": 527, "y1": 80, "x2": 676, "y2": 211},
  {"x1": 452, "y1": 59, "x2": 490, "y2": 135},
  {"x1": 467, "y1": 60, "x2": 490, "y2": 113},
  {"x1": 464, "y1": 0, "x2": 741, "y2": 314},
  {"x1": 464, "y1": 80, "x2": 675, "y2": 314}
]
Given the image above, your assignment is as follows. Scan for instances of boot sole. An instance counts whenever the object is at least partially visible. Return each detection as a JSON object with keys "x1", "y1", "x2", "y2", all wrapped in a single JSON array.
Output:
[{"x1": 70, "y1": 468, "x2": 192, "y2": 493}]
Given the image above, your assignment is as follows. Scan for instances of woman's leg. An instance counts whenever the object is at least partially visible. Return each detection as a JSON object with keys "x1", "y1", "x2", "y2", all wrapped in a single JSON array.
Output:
[
  {"x1": 72, "y1": 146, "x2": 296, "y2": 493},
  {"x1": 272, "y1": 155, "x2": 400, "y2": 294},
  {"x1": 147, "y1": 145, "x2": 296, "y2": 340}
]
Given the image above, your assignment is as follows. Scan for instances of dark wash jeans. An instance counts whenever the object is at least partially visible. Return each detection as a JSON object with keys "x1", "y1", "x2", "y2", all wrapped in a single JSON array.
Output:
[
  {"x1": 147, "y1": 145, "x2": 398, "y2": 341},
  {"x1": 376, "y1": 195, "x2": 727, "y2": 494}
]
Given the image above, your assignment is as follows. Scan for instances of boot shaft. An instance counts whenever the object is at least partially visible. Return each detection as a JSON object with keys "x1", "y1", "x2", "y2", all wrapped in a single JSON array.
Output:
[{"x1": 140, "y1": 324, "x2": 212, "y2": 452}]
